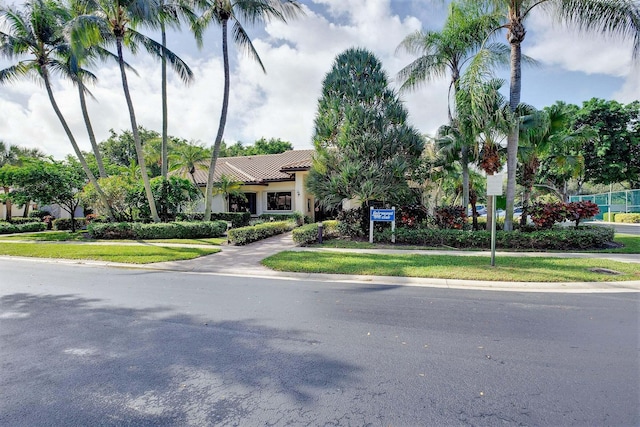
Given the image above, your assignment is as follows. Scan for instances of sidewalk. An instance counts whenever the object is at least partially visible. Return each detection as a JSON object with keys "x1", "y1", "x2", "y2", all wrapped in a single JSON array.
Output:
[{"x1": 146, "y1": 232, "x2": 640, "y2": 293}]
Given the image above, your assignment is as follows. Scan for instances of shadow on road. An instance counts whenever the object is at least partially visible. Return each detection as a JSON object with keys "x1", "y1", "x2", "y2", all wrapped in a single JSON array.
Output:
[{"x1": 0, "y1": 293, "x2": 359, "y2": 426}]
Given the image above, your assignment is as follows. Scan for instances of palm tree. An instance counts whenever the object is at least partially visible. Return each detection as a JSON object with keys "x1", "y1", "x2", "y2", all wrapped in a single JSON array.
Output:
[
  {"x1": 0, "y1": 0, "x2": 116, "y2": 219},
  {"x1": 396, "y1": 1, "x2": 503, "y2": 211},
  {"x1": 71, "y1": 0, "x2": 194, "y2": 222},
  {"x1": 212, "y1": 173, "x2": 244, "y2": 212},
  {"x1": 169, "y1": 140, "x2": 210, "y2": 186},
  {"x1": 476, "y1": 0, "x2": 640, "y2": 230},
  {"x1": 192, "y1": 0, "x2": 304, "y2": 220}
]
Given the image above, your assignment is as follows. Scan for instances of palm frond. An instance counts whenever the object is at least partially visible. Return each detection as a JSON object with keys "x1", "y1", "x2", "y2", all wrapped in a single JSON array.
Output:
[
  {"x1": 232, "y1": 20, "x2": 265, "y2": 72},
  {"x1": 128, "y1": 28, "x2": 193, "y2": 82}
]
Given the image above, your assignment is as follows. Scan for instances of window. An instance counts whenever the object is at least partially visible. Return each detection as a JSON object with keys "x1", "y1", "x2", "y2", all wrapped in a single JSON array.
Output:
[{"x1": 267, "y1": 192, "x2": 292, "y2": 211}]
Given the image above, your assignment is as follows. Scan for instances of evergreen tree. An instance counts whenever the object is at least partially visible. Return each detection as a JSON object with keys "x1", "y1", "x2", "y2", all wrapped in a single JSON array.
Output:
[{"x1": 307, "y1": 48, "x2": 424, "y2": 231}]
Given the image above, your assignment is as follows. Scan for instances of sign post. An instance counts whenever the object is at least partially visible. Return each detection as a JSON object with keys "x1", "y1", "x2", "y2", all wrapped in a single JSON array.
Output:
[
  {"x1": 369, "y1": 207, "x2": 396, "y2": 244},
  {"x1": 486, "y1": 174, "x2": 503, "y2": 267}
]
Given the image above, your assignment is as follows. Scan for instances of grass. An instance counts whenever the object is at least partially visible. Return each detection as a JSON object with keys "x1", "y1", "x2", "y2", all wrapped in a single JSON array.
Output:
[
  {"x1": 262, "y1": 251, "x2": 640, "y2": 282},
  {"x1": 0, "y1": 242, "x2": 220, "y2": 263},
  {"x1": 0, "y1": 231, "x2": 227, "y2": 245},
  {"x1": 600, "y1": 234, "x2": 640, "y2": 254}
]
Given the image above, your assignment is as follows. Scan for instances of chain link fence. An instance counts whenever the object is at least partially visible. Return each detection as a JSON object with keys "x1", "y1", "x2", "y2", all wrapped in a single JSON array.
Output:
[{"x1": 569, "y1": 189, "x2": 640, "y2": 220}]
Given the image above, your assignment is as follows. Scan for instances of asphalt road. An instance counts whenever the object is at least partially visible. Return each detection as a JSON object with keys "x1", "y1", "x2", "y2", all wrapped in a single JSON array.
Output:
[{"x1": 1, "y1": 259, "x2": 638, "y2": 426}]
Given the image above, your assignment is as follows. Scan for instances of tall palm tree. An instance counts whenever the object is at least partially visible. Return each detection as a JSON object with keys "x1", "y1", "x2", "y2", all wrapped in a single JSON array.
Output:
[
  {"x1": 0, "y1": 0, "x2": 116, "y2": 219},
  {"x1": 192, "y1": 0, "x2": 303, "y2": 220},
  {"x1": 476, "y1": 0, "x2": 640, "y2": 230},
  {"x1": 396, "y1": 1, "x2": 504, "y2": 211},
  {"x1": 71, "y1": 0, "x2": 194, "y2": 222}
]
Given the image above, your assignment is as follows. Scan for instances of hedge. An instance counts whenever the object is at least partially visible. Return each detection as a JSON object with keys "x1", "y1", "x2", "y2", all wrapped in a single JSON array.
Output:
[
  {"x1": 7, "y1": 217, "x2": 41, "y2": 225},
  {"x1": 88, "y1": 221, "x2": 228, "y2": 240},
  {"x1": 0, "y1": 221, "x2": 46, "y2": 234},
  {"x1": 375, "y1": 226, "x2": 614, "y2": 250},
  {"x1": 175, "y1": 212, "x2": 251, "y2": 228},
  {"x1": 292, "y1": 220, "x2": 340, "y2": 245},
  {"x1": 53, "y1": 218, "x2": 87, "y2": 231},
  {"x1": 615, "y1": 213, "x2": 640, "y2": 224},
  {"x1": 227, "y1": 221, "x2": 296, "y2": 245},
  {"x1": 258, "y1": 212, "x2": 304, "y2": 224}
]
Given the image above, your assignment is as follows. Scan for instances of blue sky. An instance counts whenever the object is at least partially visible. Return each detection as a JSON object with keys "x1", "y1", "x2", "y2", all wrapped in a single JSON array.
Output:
[{"x1": 0, "y1": 0, "x2": 637, "y2": 159}]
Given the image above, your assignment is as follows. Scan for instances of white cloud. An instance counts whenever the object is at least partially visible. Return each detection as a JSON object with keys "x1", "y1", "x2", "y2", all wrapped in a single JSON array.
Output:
[{"x1": 525, "y1": 9, "x2": 634, "y2": 78}]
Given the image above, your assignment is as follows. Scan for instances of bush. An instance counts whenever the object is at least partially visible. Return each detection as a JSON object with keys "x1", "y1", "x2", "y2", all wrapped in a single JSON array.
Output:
[
  {"x1": 53, "y1": 218, "x2": 87, "y2": 231},
  {"x1": 434, "y1": 206, "x2": 466, "y2": 229},
  {"x1": 397, "y1": 205, "x2": 430, "y2": 229},
  {"x1": 336, "y1": 208, "x2": 364, "y2": 238},
  {"x1": 603, "y1": 212, "x2": 615, "y2": 222},
  {"x1": 88, "y1": 221, "x2": 227, "y2": 240},
  {"x1": 8, "y1": 217, "x2": 41, "y2": 225},
  {"x1": 0, "y1": 221, "x2": 46, "y2": 234},
  {"x1": 615, "y1": 213, "x2": 640, "y2": 223},
  {"x1": 28, "y1": 209, "x2": 50, "y2": 219},
  {"x1": 176, "y1": 212, "x2": 251, "y2": 228},
  {"x1": 292, "y1": 220, "x2": 340, "y2": 245},
  {"x1": 374, "y1": 226, "x2": 613, "y2": 250},
  {"x1": 227, "y1": 221, "x2": 296, "y2": 245},
  {"x1": 529, "y1": 201, "x2": 599, "y2": 229},
  {"x1": 258, "y1": 212, "x2": 304, "y2": 225},
  {"x1": 565, "y1": 201, "x2": 599, "y2": 227}
]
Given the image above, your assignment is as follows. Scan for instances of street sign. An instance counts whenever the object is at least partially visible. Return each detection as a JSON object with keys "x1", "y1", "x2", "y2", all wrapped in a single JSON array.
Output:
[
  {"x1": 487, "y1": 174, "x2": 504, "y2": 196},
  {"x1": 370, "y1": 209, "x2": 395, "y2": 222}
]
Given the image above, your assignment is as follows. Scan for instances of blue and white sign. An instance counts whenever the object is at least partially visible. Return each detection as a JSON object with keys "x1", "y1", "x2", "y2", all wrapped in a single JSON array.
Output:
[{"x1": 370, "y1": 209, "x2": 395, "y2": 222}]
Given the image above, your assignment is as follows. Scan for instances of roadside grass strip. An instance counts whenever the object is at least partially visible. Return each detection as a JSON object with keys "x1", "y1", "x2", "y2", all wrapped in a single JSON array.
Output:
[
  {"x1": 262, "y1": 252, "x2": 640, "y2": 282},
  {"x1": 0, "y1": 232, "x2": 226, "y2": 246},
  {"x1": 0, "y1": 242, "x2": 220, "y2": 264}
]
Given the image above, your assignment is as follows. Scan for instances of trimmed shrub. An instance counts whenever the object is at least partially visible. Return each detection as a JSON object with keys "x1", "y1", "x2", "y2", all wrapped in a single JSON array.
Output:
[
  {"x1": 176, "y1": 212, "x2": 251, "y2": 228},
  {"x1": 227, "y1": 221, "x2": 296, "y2": 245},
  {"x1": 53, "y1": 218, "x2": 87, "y2": 231},
  {"x1": 28, "y1": 210, "x2": 50, "y2": 219},
  {"x1": 0, "y1": 221, "x2": 46, "y2": 234},
  {"x1": 615, "y1": 213, "x2": 640, "y2": 223},
  {"x1": 375, "y1": 226, "x2": 613, "y2": 250},
  {"x1": 8, "y1": 217, "x2": 41, "y2": 225},
  {"x1": 258, "y1": 212, "x2": 304, "y2": 225},
  {"x1": 603, "y1": 212, "x2": 615, "y2": 222},
  {"x1": 336, "y1": 208, "x2": 364, "y2": 238},
  {"x1": 292, "y1": 220, "x2": 340, "y2": 245},
  {"x1": 88, "y1": 221, "x2": 227, "y2": 240},
  {"x1": 565, "y1": 201, "x2": 599, "y2": 227},
  {"x1": 397, "y1": 205, "x2": 430, "y2": 229}
]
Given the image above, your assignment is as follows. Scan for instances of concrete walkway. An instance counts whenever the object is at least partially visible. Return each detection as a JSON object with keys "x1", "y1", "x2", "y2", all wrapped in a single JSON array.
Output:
[{"x1": 146, "y1": 232, "x2": 640, "y2": 293}]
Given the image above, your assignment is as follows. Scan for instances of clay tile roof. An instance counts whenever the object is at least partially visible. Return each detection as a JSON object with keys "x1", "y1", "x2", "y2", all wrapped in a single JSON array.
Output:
[{"x1": 190, "y1": 149, "x2": 314, "y2": 186}]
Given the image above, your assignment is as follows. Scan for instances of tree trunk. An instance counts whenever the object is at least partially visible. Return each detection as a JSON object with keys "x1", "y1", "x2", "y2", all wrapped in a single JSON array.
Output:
[
  {"x1": 204, "y1": 19, "x2": 230, "y2": 221},
  {"x1": 161, "y1": 19, "x2": 169, "y2": 179},
  {"x1": 116, "y1": 37, "x2": 160, "y2": 222},
  {"x1": 461, "y1": 144, "x2": 469, "y2": 210},
  {"x1": 78, "y1": 82, "x2": 107, "y2": 178},
  {"x1": 3, "y1": 186, "x2": 11, "y2": 221},
  {"x1": 41, "y1": 68, "x2": 116, "y2": 221},
  {"x1": 23, "y1": 202, "x2": 30, "y2": 217},
  {"x1": 505, "y1": 38, "x2": 522, "y2": 232}
]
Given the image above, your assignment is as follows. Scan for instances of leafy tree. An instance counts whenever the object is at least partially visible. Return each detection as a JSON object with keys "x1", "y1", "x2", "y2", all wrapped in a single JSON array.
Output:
[
  {"x1": 70, "y1": 0, "x2": 193, "y2": 222},
  {"x1": 81, "y1": 174, "x2": 136, "y2": 221},
  {"x1": 307, "y1": 48, "x2": 424, "y2": 232},
  {"x1": 0, "y1": 0, "x2": 116, "y2": 219},
  {"x1": 192, "y1": 0, "x2": 304, "y2": 220},
  {"x1": 129, "y1": 175, "x2": 201, "y2": 221},
  {"x1": 474, "y1": 0, "x2": 640, "y2": 230},
  {"x1": 1, "y1": 158, "x2": 86, "y2": 231},
  {"x1": 574, "y1": 99, "x2": 640, "y2": 188},
  {"x1": 99, "y1": 127, "x2": 160, "y2": 168},
  {"x1": 218, "y1": 138, "x2": 293, "y2": 157}
]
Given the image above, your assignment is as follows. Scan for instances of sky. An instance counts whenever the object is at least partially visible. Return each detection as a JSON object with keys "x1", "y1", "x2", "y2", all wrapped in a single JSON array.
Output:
[{"x1": 0, "y1": 0, "x2": 638, "y2": 160}]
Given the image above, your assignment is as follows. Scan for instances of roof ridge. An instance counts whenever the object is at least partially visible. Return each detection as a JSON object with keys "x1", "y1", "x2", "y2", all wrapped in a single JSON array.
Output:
[{"x1": 224, "y1": 161, "x2": 259, "y2": 182}]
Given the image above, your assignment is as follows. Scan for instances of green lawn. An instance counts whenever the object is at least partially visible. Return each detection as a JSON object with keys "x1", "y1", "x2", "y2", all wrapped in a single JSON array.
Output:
[
  {"x1": 262, "y1": 251, "x2": 640, "y2": 282},
  {"x1": 0, "y1": 242, "x2": 220, "y2": 263},
  {"x1": 0, "y1": 231, "x2": 227, "y2": 245}
]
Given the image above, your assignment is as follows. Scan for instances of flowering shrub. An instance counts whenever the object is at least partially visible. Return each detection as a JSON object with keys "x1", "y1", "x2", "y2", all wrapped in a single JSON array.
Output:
[
  {"x1": 397, "y1": 205, "x2": 430, "y2": 229},
  {"x1": 434, "y1": 206, "x2": 466, "y2": 229}
]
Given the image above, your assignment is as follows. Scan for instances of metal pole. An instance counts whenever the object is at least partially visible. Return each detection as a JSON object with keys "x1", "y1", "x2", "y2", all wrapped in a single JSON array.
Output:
[
  {"x1": 369, "y1": 206, "x2": 374, "y2": 244},
  {"x1": 491, "y1": 194, "x2": 497, "y2": 267}
]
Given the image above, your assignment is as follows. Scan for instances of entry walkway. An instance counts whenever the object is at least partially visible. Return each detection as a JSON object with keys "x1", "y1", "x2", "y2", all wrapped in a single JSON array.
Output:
[{"x1": 148, "y1": 232, "x2": 640, "y2": 293}]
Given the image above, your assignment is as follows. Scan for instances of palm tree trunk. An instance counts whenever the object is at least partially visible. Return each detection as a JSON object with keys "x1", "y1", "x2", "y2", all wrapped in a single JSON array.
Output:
[
  {"x1": 41, "y1": 68, "x2": 116, "y2": 221},
  {"x1": 3, "y1": 186, "x2": 12, "y2": 221},
  {"x1": 505, "y1": 40, "x2": 522, "y2": 232},
  {"x1": 78, "y1": 82, "x2": 107, "y2": 178},
  {"x1": 204, "y1": 19, "x2": 230, "y2": 221},
  {"x1": 161, "y1": 20, "x2": 169, "y2": 179},
  {"x1": 116, "y1": 37, "x2": 161, "y2": 223},
  {"x1": 461, "y1": 145, "x2": 469, "y2": 210}
]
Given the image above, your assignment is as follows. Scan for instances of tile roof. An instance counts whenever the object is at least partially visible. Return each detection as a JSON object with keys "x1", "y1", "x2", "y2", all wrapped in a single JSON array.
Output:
[{"x1": 190, "y1": 149, "x2": 314, "y2": 186}]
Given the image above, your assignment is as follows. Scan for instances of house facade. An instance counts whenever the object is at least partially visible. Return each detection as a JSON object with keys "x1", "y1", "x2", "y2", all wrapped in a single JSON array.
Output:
[{"x1": 191, "y1": 150, "x2": 319, "y2": 221}]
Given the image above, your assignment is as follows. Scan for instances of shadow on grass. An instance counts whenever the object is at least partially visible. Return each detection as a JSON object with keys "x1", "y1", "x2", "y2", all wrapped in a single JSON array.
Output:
[{"x1": 0, "y1": 293, "x2": 359, "y2": 426}]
